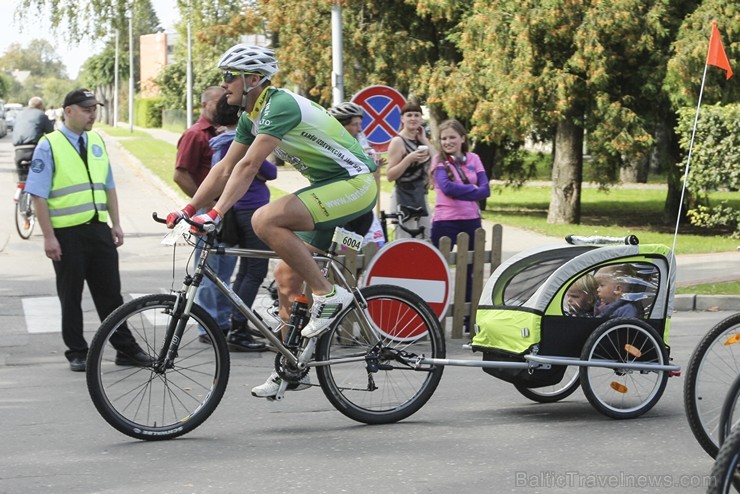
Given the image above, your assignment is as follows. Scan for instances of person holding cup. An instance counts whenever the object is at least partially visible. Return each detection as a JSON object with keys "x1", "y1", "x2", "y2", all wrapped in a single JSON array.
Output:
[{"x1": 386, "y1": 101, "x2": 432, "y2": 240}]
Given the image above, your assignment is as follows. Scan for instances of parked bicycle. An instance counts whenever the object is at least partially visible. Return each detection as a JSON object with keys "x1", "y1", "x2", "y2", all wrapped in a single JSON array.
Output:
[
  {"x1": 85, "y1": 213, "x2": 446, "y2": 440},
  {"x1": 379, "y1": 204, "x2": 426, "y2": 240}
]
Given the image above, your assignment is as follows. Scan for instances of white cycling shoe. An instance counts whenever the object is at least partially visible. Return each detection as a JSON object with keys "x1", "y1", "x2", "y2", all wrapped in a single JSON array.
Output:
[
  {"x1": 301, "y1": 285, "x2": 353, "y2": 338},
  {"x1": 251, "y1": 371, "x2": 311, "y2": 398}
]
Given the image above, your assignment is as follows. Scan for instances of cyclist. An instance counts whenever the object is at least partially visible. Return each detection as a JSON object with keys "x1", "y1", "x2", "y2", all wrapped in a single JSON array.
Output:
[
  {"x1": 166, "y1": 44, "x2": 378, "y2": 398},
  {"x1": 12, "y1": 96, "x2": 54, "y2": 186}
]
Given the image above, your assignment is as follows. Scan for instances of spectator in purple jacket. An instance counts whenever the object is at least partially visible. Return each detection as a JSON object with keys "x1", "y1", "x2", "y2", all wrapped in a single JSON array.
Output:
[{"x1": 430, "y1": 119, "x2": 490, "y2": 332}]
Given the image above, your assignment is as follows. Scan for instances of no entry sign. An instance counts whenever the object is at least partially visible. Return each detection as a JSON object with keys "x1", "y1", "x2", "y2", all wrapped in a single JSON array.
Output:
[
  {"x1": 351, "y1": 85, "x2": 406, "y2": 153},
  {"x1": 362, "y1": 239, "x2": 452, "y2": 320}
]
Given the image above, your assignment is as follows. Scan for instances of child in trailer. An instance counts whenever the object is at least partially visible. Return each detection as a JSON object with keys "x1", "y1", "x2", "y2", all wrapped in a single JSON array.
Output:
[
  {"x1": 563, "y1": 274, "x2": 598, "y2": 317},
  {"x1": 593, "y1": 264, "x2": 643, "y2": 319}
]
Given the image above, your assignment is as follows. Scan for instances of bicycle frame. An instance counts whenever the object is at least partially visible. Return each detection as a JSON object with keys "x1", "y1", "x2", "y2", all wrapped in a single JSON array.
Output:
[{"x1": 167, "y1": 235, "x2": 381, "y2": 374}]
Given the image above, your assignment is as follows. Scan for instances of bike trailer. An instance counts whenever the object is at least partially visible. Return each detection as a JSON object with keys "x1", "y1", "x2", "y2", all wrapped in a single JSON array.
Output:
[{"x1": 471, "y1": 241, "x2": 675, "y2": 387}]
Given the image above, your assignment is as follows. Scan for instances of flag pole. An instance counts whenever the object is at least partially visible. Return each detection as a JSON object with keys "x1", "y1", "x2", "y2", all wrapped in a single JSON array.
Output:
[{"x1": 667, "y1": 40, "x2": 712, "y2": 293}]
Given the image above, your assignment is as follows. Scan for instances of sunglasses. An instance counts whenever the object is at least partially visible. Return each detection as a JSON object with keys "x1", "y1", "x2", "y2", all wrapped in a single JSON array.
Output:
[{"x1": 223, "y1": 71, "x2": 258, "y2": 83}]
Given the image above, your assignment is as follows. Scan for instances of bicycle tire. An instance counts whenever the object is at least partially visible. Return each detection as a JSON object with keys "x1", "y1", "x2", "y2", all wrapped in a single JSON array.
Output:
[
  {"x1": 580, "y1": 318, "x2": 669, "y2": 419},
  {"x1": 514, "y1": 366, "x2": 581, "y2": 404},
  {"x1": 15, "y1": 191, "x2": 35, "y2": 239},
  {"x1": 315, "y1": 285, "x2": 445, "y2": 424},
  {"x1": 708, "y1": 425, "x2": 740, "y2": 494},
  {"x1": 720, "y1": 374, "x2": 740, "y2": 447},
  {"x1": 86, "y1": 294, "x2": 230, "y2": 440},
  {"x1": 685, "y1": 313, "x2": 740, "y2": 458}
]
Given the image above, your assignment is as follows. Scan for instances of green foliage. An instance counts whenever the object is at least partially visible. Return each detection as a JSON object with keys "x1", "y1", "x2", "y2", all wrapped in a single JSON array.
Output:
[
  {"x1": 0, "y1": 74, "x2": 11, "y2": 99},
  {"x1": 134, "y1": 97, "x2": 165, "y2": 128},
  {"x1": 665, "y1": 0, "x2": 740, "y2": 108},
  {"x1": 0, "y1": 39, "x2": 67, "y2": 78},
  {"x1": 676, "y1": 103, "x2": 740, "y2": 237}
]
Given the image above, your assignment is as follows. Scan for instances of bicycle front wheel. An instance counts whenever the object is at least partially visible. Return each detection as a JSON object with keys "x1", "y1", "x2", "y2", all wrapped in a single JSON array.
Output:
[
  {"x1": 86, "y1": 294, "x2": 230, "y2": 440},
  {"x1": 685, "y1": 313, "x2": 740, "y2": 458},
  {"x1": 708, "y1": 425, "x2": 740, "y2": 494},
  {"x1": 315, "y1": 285, "x2": 445, "y2": 424},
  {"x1": 15, "y1": 191, "x2": 35, "y2": 239}
]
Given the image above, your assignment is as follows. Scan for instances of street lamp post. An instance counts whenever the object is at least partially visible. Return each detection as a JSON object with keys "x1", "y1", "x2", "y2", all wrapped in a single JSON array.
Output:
[
  {"x1": 331, "y1": 0, "x2": 344, "y2": 105},
  {"x1": 128, "y1": 5, "x2": 134, "y2": 134},
  {"x1": 186, "y1": 0, "x2": 193, "y2": 128},
  {"x1": 114, "y1": 29, "x2": 119, "y2": 128}
]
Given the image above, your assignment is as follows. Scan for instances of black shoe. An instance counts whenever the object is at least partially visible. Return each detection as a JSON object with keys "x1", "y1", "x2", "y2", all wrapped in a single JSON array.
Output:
[
  {"x1": 227, "y1": 330, "x2": 267, "y2": 352},
  {"x1": 115, "y1": 349, "x2": 153, "y2": 367},
  {"x1": 198, "y1": 334, "x2": 212, "y2": 344},
  {"x1": 69, "y1": 356, "x2": 86, "y2": 372}
]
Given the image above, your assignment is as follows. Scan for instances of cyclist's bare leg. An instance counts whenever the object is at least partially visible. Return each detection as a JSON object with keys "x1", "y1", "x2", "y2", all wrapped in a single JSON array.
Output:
[{"x1": 252, "y1": 195, "x2": 333, "y2": 296}]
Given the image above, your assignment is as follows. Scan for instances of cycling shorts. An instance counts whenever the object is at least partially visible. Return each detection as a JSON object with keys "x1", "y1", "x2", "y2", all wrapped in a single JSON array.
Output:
[{"x1": 295, "y1": 173, "x2": 377, "y2": 250}]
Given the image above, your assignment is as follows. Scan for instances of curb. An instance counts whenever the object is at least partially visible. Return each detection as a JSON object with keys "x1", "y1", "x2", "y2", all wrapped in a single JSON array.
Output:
[{"x1": 674, "y1": 294, "x2": 740, "y2": 312}]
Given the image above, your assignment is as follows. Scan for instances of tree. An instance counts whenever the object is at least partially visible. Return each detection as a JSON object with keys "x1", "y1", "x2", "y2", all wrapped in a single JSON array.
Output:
[
  {"x1": 0, "y1": 39, "x2": 66, "y2": 78},
  {"x1": 664, "y1": 1, "x2": 739, "y2": 224},
  {"x1": 18, "y1": 0, "x2": 161, "y2": 110},
  {"x1": 419, "y1": 0, "x2": 701, "y2": 224}
]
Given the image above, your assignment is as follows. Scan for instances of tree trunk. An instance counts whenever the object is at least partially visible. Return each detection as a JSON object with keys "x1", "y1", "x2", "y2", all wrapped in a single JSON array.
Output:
[
  {"x1": 658, "y1": 111, "x2": 686, "y2": 225},
  {"x1": 547, "y1": 118, "x2": 584, "y2": 224},
  {"x1": 620, "y1": 154, "x2": 649, "y2": 183}
]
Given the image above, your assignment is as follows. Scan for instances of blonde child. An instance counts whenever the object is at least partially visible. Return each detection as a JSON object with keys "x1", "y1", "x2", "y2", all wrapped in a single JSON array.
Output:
[
  {"x1": 564, "y1": 274, "x2": 598, "y2": 317},
  {"x1": 594, "y1": 265, "x2": 642, "y2": 319}
]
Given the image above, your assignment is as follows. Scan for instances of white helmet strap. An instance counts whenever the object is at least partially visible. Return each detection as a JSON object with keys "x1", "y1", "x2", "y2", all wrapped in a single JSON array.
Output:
[{"x1": 239, "y1": 73, "x2": 268, "y2": 114}]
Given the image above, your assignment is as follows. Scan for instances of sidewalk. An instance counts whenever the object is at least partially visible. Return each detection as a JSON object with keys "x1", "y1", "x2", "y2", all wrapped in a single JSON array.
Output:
[{"x1": 107, "y1": 125, "x2": 740, "y2": 311}]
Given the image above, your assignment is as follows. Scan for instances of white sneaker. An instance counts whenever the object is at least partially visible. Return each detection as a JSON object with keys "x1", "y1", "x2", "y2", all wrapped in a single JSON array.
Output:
[
  {"x1": 301, "y1": 285, "x2": 354, "y2": 338},
  {"x1": 251, "y1": 371, "x2": 311, "y2": 398}
]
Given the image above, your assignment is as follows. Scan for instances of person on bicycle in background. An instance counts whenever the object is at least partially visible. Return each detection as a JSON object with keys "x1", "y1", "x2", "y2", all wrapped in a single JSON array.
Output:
[
  {"x1": 166, "y1": 44, "x2": 378, "y2": 398},
  {"x1": 328, "y1": 101, "x2": 386, "y2": 247},
  {"x1": 12, "y1": 96, "x2": 54, "y2": 185}
]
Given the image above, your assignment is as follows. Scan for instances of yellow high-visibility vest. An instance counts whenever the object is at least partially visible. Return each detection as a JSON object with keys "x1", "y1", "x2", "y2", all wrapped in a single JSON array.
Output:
[{"x1": 43, "y1": 130, "x2": 110, "y2": 228}]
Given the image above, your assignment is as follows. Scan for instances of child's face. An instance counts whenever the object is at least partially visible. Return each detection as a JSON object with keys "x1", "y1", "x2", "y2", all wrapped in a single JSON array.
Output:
[
  {"x1": 596, "y1": 275, "x2": 620, "y2": 304},
  {"x1": 439, "y1": 128, "x2": 465, "y2": 156},
  {"x1": 566, "y1": 287, "x2": 594, "y2": 313}
]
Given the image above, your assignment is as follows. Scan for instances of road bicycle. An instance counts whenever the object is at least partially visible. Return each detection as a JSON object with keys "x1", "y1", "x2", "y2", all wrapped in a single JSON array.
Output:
[
  {"x1": 684, "y1": 312, "x2": 740, "y2": 458},
  {"x1": 14, "y1": 157, "x2": 36, "y2": 239},
  {"x1": 86, "y1": 214, "x2": 446, "y2": 440}
]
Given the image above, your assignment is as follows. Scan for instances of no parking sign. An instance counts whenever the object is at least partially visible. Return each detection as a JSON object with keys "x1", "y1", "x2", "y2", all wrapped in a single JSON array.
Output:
[{"x1": 351, "y1": 85, "x2": 406, "y2": 153}]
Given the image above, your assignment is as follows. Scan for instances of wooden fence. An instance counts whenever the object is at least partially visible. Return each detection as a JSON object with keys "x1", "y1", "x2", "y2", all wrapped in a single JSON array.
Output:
[{"x1": 335, "y1": 224, "x2": 504, "y2": 339}]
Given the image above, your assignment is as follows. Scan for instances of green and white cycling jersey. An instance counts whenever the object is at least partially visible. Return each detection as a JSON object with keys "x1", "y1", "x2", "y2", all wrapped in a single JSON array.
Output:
[{"x1": 234, "y1": 87, "x2": 377, "y2": 183}]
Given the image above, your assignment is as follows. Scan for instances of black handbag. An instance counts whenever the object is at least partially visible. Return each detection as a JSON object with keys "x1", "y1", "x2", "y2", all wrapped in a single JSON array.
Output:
[{"x1": 217, "y1": 209, "x2": 239, "y2": 245}]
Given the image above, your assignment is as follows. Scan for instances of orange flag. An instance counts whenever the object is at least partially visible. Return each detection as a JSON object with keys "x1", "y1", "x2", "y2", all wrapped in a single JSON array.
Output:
[{"x1": 706, "y1": 21, "x2": 733, "y2": 80}]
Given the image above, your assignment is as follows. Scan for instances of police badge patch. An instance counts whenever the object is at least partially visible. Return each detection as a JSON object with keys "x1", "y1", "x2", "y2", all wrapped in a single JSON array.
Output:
[{"x1": 31, "y1": 159, "x2": 45, "y2": 173}]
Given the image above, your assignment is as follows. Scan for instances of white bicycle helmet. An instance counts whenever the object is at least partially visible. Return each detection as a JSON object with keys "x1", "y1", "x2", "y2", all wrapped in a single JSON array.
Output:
[
  {"x1": 217, "y1": 44, "x2": 279, "y2": 79},
  {"x1": 329, "y1": 102, "x2": 365, "y2": 120}
]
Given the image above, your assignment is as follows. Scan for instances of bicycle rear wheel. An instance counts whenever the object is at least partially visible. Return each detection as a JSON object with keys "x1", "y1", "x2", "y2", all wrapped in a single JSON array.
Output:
[
  {"x1": 315, "y1": 285, "x2": 445, "y2": 424},
  {"x1": 87, "y1": 294, "x2": 230, "y2": 440},
  {"x1": 685, "y1": 313, "x2": 740, "y2": 458},
  {"x1": 15, "y1": 191, "x2": 35, "y2": 239}
]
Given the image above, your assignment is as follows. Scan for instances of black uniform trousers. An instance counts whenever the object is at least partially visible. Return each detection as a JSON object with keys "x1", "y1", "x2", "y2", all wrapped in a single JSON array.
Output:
[{"x1": 52, "y1": 221, "x2": 137, "y2": 360}]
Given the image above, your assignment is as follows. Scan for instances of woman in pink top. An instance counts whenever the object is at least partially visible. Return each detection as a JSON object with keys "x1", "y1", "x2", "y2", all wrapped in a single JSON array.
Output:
[{"x1": 430, "y1": 119, "x2": 490, "y2": 331}]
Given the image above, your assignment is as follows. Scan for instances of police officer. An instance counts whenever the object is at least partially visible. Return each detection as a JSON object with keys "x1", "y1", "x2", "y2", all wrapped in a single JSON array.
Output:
[{"x1": 25, "y1": 89, "x2": 149, "y2": 372}]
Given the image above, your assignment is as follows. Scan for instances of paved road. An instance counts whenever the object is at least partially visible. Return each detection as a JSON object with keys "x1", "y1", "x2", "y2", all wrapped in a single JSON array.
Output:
[{"x1": 0, "y1": 130, "x2": 737, "y2": 493}]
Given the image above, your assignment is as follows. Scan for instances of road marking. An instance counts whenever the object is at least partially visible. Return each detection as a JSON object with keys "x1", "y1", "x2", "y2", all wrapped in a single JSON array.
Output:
[
  {"x1": 23, "y1": 293, "x2": 161, "y2": 334},
  {"x1": 22, "y1": 297, "x2": 61, "y2": 334}
]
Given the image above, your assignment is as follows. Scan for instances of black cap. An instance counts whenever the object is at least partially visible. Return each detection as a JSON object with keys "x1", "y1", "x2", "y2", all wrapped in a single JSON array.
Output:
[{"x1": 63, "y1": 89, "x2": 103, "y2": 108}]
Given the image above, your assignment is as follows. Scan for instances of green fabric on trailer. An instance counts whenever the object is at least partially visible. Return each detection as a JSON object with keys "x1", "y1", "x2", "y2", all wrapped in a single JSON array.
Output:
[{"x1": 473, "y1": 308, "x2": 542, "y2": 353}]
